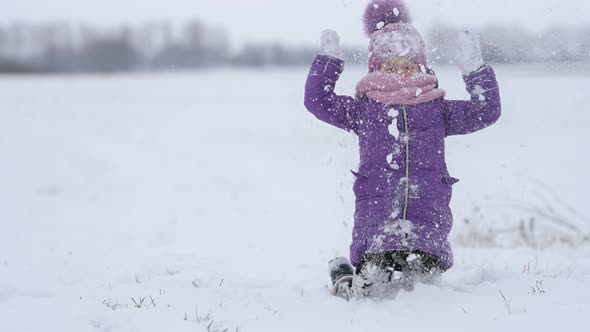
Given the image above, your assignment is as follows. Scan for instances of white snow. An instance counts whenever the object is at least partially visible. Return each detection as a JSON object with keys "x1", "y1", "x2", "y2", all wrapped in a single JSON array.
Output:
[
  {"x1": 0, "y1": 64, "x2": 589, "y2": 331},
  {"x1": 372, "y1": 29, "x2": 423, "y2": 60},
  {"x1": 472, "y1": 85, "x2": 487, "y2": 101},
  {"x1": 401, "y1": 133, "x2": 410, "y2": 144},
  {"x1": 383, "y1": 219, "x2": 415, "y2": 238},
  {"x1": 388, "y1": 108, "x2": 399, "y2": 118},
  {"x1": 386, "y1": 154, "x2": 400, "y2": 170},
  {"x1": 386, "y1": 153, "x2": 394, "y2": 164},
  {"x1": 386, "y1": 109, "x2": 402, "y2": 170},
  {"x1": 388, "y1": 109, "x2": 400, "y2": 140}
]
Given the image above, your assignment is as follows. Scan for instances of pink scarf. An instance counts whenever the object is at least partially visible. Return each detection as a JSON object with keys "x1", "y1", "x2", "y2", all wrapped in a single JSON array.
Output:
[{"x1": 356, "y1": 72, "x2": 446, "y2": 105}]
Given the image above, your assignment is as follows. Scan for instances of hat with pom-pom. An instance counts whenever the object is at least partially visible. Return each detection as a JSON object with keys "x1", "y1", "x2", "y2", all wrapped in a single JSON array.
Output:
[
  {"x1": 364, "y1": 0, "x2": 411, "y2": 36},
  {"x1": 364, "y1": 0, "x2": 427, "y2": 72}
]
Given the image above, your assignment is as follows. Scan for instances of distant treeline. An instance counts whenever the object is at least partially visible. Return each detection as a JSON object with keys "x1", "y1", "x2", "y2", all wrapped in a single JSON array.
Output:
[
  {"x1": 0, "y1": 20, "x2": 589, "y2": 74},
  {"x1": 428, "y1": 24, "x2": 590, "y2": 65}
]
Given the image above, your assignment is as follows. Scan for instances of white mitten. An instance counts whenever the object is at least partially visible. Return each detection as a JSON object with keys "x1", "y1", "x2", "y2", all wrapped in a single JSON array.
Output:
[
  {"x1": 455, "y1": 31, "x2": 484, "y2": 75},
  {"x1": 320, "y1": 29, "x2": 345, "y2": 60}
]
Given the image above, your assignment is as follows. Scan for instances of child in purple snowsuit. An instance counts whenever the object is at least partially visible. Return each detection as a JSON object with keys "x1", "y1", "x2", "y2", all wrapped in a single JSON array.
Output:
[{"x1": 304, "y1": 0, "x2": 501, "y2": 289}]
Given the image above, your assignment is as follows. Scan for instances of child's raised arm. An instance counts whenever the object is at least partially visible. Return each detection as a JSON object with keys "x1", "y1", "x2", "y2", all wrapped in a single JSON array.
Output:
[
  {"x1": 443, "y1": 31, "x2": 502, "y2": 136},
  {"x1": 304, "y1": 30, "x2": 361, "y2": 133}
]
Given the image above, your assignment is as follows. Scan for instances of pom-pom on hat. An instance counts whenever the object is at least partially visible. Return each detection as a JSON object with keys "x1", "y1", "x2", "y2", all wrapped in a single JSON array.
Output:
[
  {"x1": 364, "y1": 0, "x2": 428, "y2": 72},
  {"x1": 364, "y1": 0, "x2": 412, "y2": 37}
]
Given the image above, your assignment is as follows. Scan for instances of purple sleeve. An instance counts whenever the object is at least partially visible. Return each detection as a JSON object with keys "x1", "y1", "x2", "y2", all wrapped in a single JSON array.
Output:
[
  {"x1": 443, "y1": 65, "x2": 502, "y2": 136},
  {"x1": 304, "y1": 55, "x2": 361, "y2": 133}
]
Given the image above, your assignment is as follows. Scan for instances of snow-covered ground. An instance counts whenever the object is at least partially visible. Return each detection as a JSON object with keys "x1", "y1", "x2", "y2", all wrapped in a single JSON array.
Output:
[{"x1": 1, "y1": 64, "x2": 589, "y2": 332}]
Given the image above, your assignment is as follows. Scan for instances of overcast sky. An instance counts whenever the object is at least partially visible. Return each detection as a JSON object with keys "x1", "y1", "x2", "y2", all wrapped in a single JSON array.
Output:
[{"x1": 3, "y1": 0, "x2": 590, "y2": 46}]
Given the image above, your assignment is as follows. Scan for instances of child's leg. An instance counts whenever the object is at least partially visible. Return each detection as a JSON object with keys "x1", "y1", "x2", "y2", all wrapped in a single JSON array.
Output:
[
  {"x1": 329, "y1": 251, "x2": 443, "y2": 298},
  {"x1": 357, "y1": 250, "x2": 443, "y2": 292}
]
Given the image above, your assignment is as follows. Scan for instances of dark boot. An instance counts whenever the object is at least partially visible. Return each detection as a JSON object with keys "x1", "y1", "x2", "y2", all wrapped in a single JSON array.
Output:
[
  {"x1": 355, "y1": 251, "x2": 407, "y2": 296},
  {"x1": 405, "y1": 251, "x2": 442, "y2": 285},
  {"x1": 328, "y1": 257, "x2": 355, "y2": 299},
  {"x1": 356, "y1": 250, "x2": 442, "y2": 293}
]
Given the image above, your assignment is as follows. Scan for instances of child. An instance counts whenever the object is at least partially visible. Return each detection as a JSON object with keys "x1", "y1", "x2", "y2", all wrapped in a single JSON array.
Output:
[{"x1": 304, "y1": 0, "x2": 501, "y2": 297}]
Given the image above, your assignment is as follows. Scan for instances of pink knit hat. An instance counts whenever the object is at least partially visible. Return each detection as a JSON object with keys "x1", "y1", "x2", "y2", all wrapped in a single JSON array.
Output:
[{"x1": 364, "y1": 0, "x2": 427, "y2": 72}]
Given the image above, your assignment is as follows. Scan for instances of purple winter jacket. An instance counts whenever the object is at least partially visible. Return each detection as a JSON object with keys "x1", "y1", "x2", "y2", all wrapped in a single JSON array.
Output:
[{"x1": 304, "y1": 55, "x2": 501, "y2": 270}]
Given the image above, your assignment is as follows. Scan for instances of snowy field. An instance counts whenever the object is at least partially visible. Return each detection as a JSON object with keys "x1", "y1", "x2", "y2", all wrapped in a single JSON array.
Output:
[{"x1": 1, "y1": 64, "x2": 589, "y2": 332}]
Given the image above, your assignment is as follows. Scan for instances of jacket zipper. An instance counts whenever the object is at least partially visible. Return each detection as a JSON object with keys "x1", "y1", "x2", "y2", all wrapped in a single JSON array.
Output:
[
  {"x1": 401, "y1": 105, "x2": 411, "y2": 249},
  {"x1": 402, "y1": 105, "x2": 410, "y2": 222}
]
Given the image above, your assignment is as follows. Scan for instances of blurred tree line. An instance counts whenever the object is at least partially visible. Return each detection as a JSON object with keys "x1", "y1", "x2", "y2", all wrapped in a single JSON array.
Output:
[
  {"x1": 1, "y1": 20, "x2": 589, "y2": 74},
  {"x1": 0, "y1": 20, "x2": 328, "y2": 73},
  {"x1": 428, "y1": 23, "x2": 590, "y2": 65}
]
